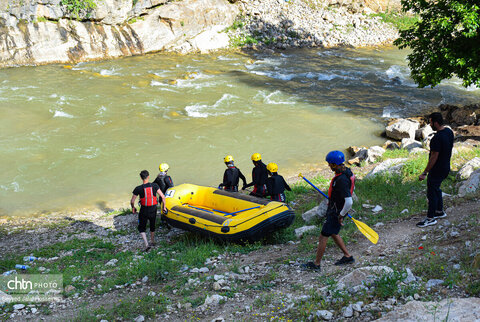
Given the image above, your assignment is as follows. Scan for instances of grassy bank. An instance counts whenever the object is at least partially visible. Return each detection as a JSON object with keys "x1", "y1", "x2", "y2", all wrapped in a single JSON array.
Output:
[{"x1": 1, "y1": 146, "x2": 479, "y2": 320}]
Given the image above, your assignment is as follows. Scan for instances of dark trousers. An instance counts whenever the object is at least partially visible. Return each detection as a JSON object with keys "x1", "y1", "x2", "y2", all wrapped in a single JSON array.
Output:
[{"x1": 427, "y1": 174, "x2": 447, "y2": 218}]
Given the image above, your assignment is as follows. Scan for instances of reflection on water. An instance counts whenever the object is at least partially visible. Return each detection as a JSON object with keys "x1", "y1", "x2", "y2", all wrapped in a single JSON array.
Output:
[{"x1": 0, "y1": 47, "x2": 479, "y2": 216}]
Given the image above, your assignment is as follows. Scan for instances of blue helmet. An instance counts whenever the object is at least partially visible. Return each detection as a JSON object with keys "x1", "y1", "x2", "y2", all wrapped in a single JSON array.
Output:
[{"x1": 326, "y1": 150, "x2": 345, "y2": 165}]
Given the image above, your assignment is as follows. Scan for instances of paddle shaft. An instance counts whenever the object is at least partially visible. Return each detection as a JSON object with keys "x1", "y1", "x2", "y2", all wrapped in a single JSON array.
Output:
[{"x1": 300, "y1": 175, "x2": 354, "y2": 219}]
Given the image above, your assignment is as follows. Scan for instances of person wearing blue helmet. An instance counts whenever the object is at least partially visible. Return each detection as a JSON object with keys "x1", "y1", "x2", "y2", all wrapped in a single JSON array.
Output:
[{"x1": 303, "y1": 150, "x2": 355, "y2": 271}]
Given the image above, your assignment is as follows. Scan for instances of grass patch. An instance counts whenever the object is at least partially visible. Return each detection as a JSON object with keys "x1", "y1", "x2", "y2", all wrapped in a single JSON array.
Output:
[
  {"x1": 371, "y1": 11, "x2": 420, "y2": 31},
  {"x1": 75, "y1": 294, "x2": 169, "y2": 321}
]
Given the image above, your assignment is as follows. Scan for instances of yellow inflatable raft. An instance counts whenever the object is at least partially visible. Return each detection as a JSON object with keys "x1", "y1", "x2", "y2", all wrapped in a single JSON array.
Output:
[{"x1": 164, "y1": 184, "x2": 295, "y2": 242}]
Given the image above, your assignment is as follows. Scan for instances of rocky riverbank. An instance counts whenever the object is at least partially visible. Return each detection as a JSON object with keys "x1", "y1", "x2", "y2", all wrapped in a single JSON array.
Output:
[
  {"x1": 0, "y1": 0, "x2": 402, "y2": 67},
  {"x1": 1, "y1": 103, "x2": 480, "y2": 321}
]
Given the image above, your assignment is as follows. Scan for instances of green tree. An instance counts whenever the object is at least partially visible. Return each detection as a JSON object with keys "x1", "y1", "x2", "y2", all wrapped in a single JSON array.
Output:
[{"x1": 394, "y1": 0, "x2": 480, "y2": 88}]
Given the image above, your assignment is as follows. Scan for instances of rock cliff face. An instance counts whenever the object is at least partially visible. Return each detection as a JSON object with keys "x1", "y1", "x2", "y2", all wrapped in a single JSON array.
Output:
[{"x1": 0, "y1": 0, "x2": 238, "y2": 67}]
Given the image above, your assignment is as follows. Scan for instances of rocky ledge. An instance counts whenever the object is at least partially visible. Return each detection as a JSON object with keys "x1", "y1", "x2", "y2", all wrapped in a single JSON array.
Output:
[{"x1": 0, "y1": 0, "x2": 401, "y2": 67}]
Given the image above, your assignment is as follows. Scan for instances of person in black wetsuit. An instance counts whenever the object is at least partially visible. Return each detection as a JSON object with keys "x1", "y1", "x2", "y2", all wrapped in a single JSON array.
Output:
[
  {"x1": 153, "y1": 163, "x2": 174, "y2": 195},
  {"x1": 416, "y1": 112, "x2": 454, "y2": 228},
  {"x1": 218, "y1": 155, "x2": 247, "y2": 192},
  {"x1": 302, "y1": 150, "x2": 355, "y2": 271},
  {"x1": 265, "y1": 162, "x2": 291, "y2": 202},
  {"x1": 242, "y1": 153, "x2": 268, "y2": 197},
  {"x1": 131, "y1": 170, "x2": 167, "y2": 252}
]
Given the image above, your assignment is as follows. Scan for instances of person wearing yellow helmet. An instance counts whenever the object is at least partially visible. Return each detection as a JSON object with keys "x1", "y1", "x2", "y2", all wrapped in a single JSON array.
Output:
[
  {"x1": 265, "y1": 162, "x2": 291, "y2": 202},
  {"x1": 218, "y1": 155, "x2": 247, "y2": 192},
  {"x1": 153, "y1": 163, "x2": 174, "y2": 195},
  {"x1": 242, "y1": 153, "x2": 268, "y2": 197}
]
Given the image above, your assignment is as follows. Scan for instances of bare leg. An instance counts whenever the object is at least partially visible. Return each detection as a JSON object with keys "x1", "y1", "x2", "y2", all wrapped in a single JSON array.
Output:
[
  {"x1": 150, "y1": 231, "x2": 155, "y2": 245},
  {"x1": 331, "y1": 234, "x2": 351, "y2": 257},
  {"x1": 314, "y1": 235, "x2": 329, "y2": 266},
  {"x1": 140, "y1": 232, "x2": 149, "y2": 248}
]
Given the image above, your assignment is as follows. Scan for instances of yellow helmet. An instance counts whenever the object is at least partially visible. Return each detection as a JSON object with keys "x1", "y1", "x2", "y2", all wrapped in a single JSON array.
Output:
[
  {"x1": 224, "y1": 155, "x2": 234, "y2": 163},
  {"x1": 267, "y1": 162, "x2": 278, "y2": 173},
  {"x1": 159, "y1": 163, "x2": 169, "y2": 172},
  {"x1": 251, "y1": 153, "x2": 262, "y2": 161}
]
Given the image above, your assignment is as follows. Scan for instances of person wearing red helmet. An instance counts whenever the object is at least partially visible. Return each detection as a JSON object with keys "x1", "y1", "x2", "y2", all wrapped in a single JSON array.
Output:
[{"x1": 303, "y1": 150, "x2": 355, "y2": 271}]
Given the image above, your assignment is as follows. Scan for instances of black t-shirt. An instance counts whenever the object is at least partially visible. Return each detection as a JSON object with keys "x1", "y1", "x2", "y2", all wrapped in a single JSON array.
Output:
[
  {"x1": 252, "y1": 162, "x2": 268, "y2": 186},
  {"x1": 328, "y1": 172, "x2": 352, "y2": 212},
  {"x1": 430, "y1": 127, "x2": 454, "y2": 176},
  {"x1": 132, "y1": 182, "x2": 160, "y2": 211},
  {"x1": 266, "y1": 174, "x2": 291, "y2": 195}
]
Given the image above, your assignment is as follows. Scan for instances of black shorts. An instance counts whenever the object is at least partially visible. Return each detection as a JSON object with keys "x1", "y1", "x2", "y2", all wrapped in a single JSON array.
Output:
[
  {"x1": 321, "y1": 210, "x2": 341, "y2": 237},
  {"x1": 138, "y1": 206, "x2": 157, "y2": 233}
]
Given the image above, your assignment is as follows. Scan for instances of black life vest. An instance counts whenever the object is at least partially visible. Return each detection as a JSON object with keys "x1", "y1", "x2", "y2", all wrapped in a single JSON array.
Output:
[
  {"x1": 140, "y1": 183, "x2": 157, "y2": 206},
  {"x1": 224, "y1": 166, "x2": 240, "y2": 187},
  {"x1": 154, "y1": 174, "x2": 173, "y2": 194}
]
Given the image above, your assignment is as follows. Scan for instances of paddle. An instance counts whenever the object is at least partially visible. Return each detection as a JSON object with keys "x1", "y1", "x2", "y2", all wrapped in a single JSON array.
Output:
[{"x1": 298, "y1": 173, "x2": 379, "y2": 244}]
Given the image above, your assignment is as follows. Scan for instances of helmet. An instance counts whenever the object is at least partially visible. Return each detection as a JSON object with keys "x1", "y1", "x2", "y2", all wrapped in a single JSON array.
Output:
[
  {"x1": 267, "y1": 162, "x2": 278, "y2": 173},
  {"x1": 326, "y1": 150, "x2": 345, "y2": 165},
  {"x1": 224, "y1": 155, "x2": 234, "y2": 163},
  {"x1": 251, "y1": 153, "x2": 262, "y2": 161},
  {"x1": 159, "y1": 163, "x2": 169, "y2": 172}
]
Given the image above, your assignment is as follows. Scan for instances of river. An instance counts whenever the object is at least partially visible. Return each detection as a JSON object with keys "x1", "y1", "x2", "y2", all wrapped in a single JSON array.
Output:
[{"x1": 1, "y1": 47, "x2": 479, "y2": 216}]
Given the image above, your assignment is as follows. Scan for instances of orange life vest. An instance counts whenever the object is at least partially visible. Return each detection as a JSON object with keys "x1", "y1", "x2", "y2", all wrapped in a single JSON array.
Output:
[{"x1": 140, "y1": 184, "x2": 157, "y2": 206}]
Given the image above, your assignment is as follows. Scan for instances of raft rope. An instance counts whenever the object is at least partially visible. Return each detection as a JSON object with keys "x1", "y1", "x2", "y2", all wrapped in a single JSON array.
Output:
[{"x1": 185, "y1": 204, "x2": 261, "y2": 217}]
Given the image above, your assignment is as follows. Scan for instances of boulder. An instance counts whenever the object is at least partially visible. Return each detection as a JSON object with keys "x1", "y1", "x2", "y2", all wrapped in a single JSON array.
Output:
[
  {"x1": 386, "y1": 119, "x2": 420, "y2": 140},
  {"x1": 364, "y1": 158, "x2": 407, "y2": 179},
  {"x1": 315, "y1": 310, "x2": 333, "y2": 320},
  {"x1": 401, "y1": 138, "x2": 423, "y2": 151},
  {"x1": 348, "y1": 146, "x2": 385, "y2": 165},
  {"x1": 415, "y1": 124, "x2": 434, "y2": 141},
  {"x1": 383, "y1": 140, "x2": 400, "y2": 150},
  {"x1": 301, "y1": 199, "x2": 327, "y2": 223},
  {"x1": 456, "y1": 157, "x2": 480, "y2": 180},
  {"x1": 377, "y1": 298, "x2": 480, "y2": 321},
  {"x1": 295, "y1": 225, "x2": 317, "y2": 238},
  {"x1": 338, "y1": 266, "x2": 393, "y2": 288},
  {"x1": 204, "y1": 294, "x2": 226, "y2": 306},
  {"x1": 451, "y1": 108, "x2": 477, "y2": 126},
  {"x1": 458, "y1": 169, "x2": 480, "y2": 197}
]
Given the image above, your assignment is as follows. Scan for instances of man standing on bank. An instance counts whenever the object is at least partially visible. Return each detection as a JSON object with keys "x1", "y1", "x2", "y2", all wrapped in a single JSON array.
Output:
[
  {"x1": 417, "y1": 112, "x2": 454, "y2": 228},
  {"x1": 242, "y1": 153, "x2": 268, "y2": 197},
  {"x1": 131, "y1": 170, "x2": 167, "y2": 252},
  {"x1": 303, "y1": 150, "x2": 355, "y2": 271}
]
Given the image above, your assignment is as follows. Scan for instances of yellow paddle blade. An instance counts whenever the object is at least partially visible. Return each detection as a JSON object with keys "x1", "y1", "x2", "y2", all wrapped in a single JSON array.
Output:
[
  {"x1": 298, "y1": 173, "x2": 303, "y2": 178},
  {"x1": 351, "y1": 216, "x2": 379, "y2": 244}
]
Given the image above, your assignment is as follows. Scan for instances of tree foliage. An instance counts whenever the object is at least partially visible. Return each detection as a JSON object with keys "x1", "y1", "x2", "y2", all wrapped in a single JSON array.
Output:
[{"x1": 394, "y1": 0, "x2": 480, "y2": 88}]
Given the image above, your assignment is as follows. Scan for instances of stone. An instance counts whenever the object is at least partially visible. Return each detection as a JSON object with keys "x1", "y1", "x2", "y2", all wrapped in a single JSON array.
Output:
[
  {"x1": 294, "y1": 225, "x2": 317, "y2": 238},
  {"x1": 450, "y1": 230, "x2": 460, "y2": 238},
  {"x1": 416, "y1": 124, "x2": 434, "y2": 141},
  {"x1": 400, "y1": 209, "x2": 408, "y2": 214},
  {"x1": 342, "y1": 304, "x2": 353, "y2": 318},
  {"x1": 315, "y1": 310, "x2": 333, "y2": 320},
  {"x1": 386, "y1": 119, "x2": 420, "y2": 140},
  {"x1": 365, "y1": 158, "x2": 408, "y2": 179},
  {"x1": 426, "y1": 279, "x2": 444, "y2": 288},
  {"x1": 401, "y1": 138, "x2": 423, "y2": 151},
  {"x1": 134, "y1": 315, "x2": 145, "y2": 322},
  {"x1": 142, "y1": 276, "x2": 148, "y2": 283},
  {"x1": 198, "y1": 267, "x2": 209, "y2": 273},
  {"x1": 301, "y1": 199, "x2": 328, "y2": 222},
  {"x1": 338, "y1": 266, "x2": 393, "y2": 288},
  {"x1": 403, "y1": 268, "x2": 416, "y2": 284},
  {"x1": 376, "y1": 298, "x2": 480, "y2": 321},
  {"x1": 213, "y1": 282, "x2": 221, "y2": 291},
  {"x1": 352, "y1": 301, "x2": 363, "y2": 312},
  {"x1": 204, "y1": 294, "x2": 225, "y2": 306},
  {"x1": 457, "y1": 157, "x2": 480, "y2": 180},
  {"x1": 13, "y1": 304, "x2": 25, "y2": 310},
  {"x1": 458, "y1": 169, "x2": 480, "y2": 197},
  {"x1": 105, "y1": 259, "x2": 118, "y2": 266},
  {"x1": 372, "y1": 205, "x2": 383, "y2": 213},
  {"x1": 384, "y1": 140, "x2": 400, "y2": 150},
  {"x1": 211, "y1": 317, "x2": 225, "y2": 322}
]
